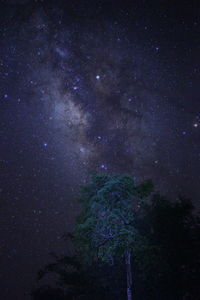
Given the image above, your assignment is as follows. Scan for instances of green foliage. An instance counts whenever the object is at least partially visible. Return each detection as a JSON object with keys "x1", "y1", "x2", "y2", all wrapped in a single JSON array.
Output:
[
  {"x1": 133, "y1": 193, "x2": 200, "y2": 299},
  {"x1": 135, "y1": 179, "x2": 154, "y2": 199},
  {"x1": 75, "y1": 174, "x2": 153, "y2": 264},
  {"x1": 32, "y1": 183, "x2": 200, "y2": 300}
]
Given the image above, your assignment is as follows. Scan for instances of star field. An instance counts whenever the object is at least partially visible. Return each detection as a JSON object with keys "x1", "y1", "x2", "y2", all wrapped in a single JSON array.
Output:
[{"x1": 1, "y1": 1, "x2": 200, "y2": 299}]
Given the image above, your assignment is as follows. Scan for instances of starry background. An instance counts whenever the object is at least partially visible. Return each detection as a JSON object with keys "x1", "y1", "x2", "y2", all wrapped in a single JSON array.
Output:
[{"x1": 0, "y1": 0, "x2": 200, "y2": 299}]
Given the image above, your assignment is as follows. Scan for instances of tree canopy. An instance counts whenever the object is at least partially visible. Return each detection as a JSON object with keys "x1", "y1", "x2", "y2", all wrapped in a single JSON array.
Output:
[
  {"x1": 75, "y1": 173, "x2": 153, "y2": 264},
  {"x1": 31, "y1": 173, "x2": 200, "y2": 300},
  {"x1": 74, "y1": 173, "x2": 154, "y2": 300}
]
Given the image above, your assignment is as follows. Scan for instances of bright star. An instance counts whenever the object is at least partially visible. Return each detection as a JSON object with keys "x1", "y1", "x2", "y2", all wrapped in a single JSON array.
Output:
[
  {"x1": 43, "y1": 142, "x2": 48, "y2": 147},
  {"x1": 100, "y1": 164, "x2": 108, "y2": 169},
  {"x1": 193, "y1": 123, "x2": 198, "y2": 127},
  {"x1": 96, "y1": 75, "x2": 100, "y2": 79}
]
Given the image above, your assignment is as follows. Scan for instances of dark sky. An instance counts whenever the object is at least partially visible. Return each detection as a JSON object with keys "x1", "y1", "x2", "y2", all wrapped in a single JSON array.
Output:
[{"x1": 1, "y1": 0, "x2": 200, "y2": 299}]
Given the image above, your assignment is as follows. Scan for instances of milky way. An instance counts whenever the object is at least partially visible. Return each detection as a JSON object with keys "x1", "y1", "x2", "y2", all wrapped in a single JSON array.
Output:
[
  {"x1": 1, "y1": 1, "x2": 200, "y2": 299},
  {"x1": 12, "y1": 7, "x2": 199, "y2": 199}
]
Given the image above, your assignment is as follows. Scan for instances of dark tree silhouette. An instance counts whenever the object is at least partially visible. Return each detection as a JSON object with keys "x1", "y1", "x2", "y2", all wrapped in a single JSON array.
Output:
[
  {"x1": 31, "y1": 175, "x2": 200, "y2": 300},
  {"x1": 74, "y1": 174, "x2": 153, "y2": 300}
]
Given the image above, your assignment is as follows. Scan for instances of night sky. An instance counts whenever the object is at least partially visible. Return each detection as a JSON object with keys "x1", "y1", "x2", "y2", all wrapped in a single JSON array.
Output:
[{"x1": 1, "y1": 0, "x2": 200, "y2": 299}]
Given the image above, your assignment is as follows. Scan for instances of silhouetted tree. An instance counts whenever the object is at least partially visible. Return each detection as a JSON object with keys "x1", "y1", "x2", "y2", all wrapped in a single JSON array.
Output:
[
  {"x1": 31, "y1": 174, "x2": 200, "y2": 300},
  {"x1": 31, "y1": 253, "x2": 116, "y2": 299},
  {"x1": 135, "y1": 194, "x2": 200, "y2": 299},
  {"x1": 74, "y1": 174, "x2": 153, "y2": 300}
]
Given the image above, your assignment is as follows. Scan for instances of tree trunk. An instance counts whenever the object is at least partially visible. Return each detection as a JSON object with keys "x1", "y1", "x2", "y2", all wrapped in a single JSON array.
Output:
[{"x1": 125, "y1": 250, "x2": 132, "y2": 300}]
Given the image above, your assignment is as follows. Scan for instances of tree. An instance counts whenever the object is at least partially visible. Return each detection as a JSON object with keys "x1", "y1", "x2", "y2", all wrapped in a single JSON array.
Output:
[
  {"x1": 31, "y1": 252, "x2": 121, "y2": 299},
  {"x1": 74, "y1": 174, "x2": 153, "y2": 300},
  {"x1": 137, "y1": 194, "x2": 200, "y2": 300},
  {"x1": 31, "y1": 177, "x2": 200, "y2": 299}
]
